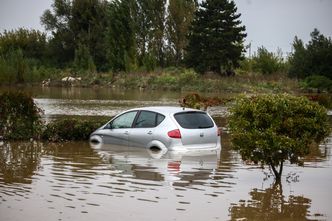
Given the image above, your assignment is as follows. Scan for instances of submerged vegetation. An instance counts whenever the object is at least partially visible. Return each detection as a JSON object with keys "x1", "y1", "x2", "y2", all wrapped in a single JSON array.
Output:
[
  {"x1": 0, "y1": 92, "x2": 43, "y2": 140},
  {"x1": 228, "y1": 93, "x2": 330, "y2": 181},
  {"x1": 0, "y1": 92, "x2": 105, "y2": 141},
  {"x1": 42, "y1": 118, "x2": 106, "y2": 142}
]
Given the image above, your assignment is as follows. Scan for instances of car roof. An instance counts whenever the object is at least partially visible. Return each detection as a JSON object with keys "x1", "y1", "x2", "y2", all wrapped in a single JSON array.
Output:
[{"x1": 131, "y1": 106, "x2": 204, "y2": 115}]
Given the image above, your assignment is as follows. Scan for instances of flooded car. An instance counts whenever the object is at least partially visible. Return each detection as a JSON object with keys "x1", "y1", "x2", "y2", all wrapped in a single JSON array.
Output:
[{"x1": 90, "y1": 106, "x2": 221, "y2": 152}]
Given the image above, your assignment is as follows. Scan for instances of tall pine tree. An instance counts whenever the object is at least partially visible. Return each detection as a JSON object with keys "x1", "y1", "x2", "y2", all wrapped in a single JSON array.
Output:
[{"x1": 185, "y1": 0, "x2": 246, "y2": 74}]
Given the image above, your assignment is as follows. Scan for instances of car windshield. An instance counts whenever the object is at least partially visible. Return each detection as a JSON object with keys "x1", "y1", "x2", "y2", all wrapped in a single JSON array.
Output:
[{"x1": 174, "y1": 111, "x2": 214, "y2": 129}]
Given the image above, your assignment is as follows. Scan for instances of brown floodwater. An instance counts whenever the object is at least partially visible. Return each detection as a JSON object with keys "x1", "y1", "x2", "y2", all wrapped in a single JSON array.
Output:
[
  {"x1": 0, "y1": 86, "x2": 332, "y2": 220},
  {"x1": 0, "y1": 134, "x2": 331, "y2": 221}
]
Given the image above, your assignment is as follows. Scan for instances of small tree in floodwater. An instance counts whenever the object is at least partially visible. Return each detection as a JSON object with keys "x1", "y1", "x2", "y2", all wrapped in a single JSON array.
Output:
[{"x1": 228, "y1": 94, "x2": 330, "y2": 181}]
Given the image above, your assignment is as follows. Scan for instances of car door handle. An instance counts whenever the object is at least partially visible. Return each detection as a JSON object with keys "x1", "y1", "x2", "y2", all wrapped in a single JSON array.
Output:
[
  {"x1": 124, "y1": 131, "x2": 129, "y2": 135},
  {"x1": 147, "y1": 131, "x2": 153, "y2": 135}
]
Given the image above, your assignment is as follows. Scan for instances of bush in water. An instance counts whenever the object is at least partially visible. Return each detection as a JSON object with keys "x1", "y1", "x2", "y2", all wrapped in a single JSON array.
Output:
[
  {"x1": 42, "y1": 119, "x2": 105, "y2": 142},
  {"x1": 0, "y1": 92, "x2": 43, "y2": 140},
  {"x1": 228, "y1": 93, "x2": 330, "y2": 181}
]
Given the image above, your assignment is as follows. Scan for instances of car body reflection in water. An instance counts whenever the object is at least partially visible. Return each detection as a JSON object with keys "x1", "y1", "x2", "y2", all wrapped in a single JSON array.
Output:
[{"x1": 90, "y1": 141, "x2": 220, "y2": 187}]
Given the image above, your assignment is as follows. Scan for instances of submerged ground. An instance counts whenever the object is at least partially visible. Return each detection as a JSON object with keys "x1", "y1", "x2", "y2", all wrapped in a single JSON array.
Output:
[{"x1": 0, "y1": 86, "x2": 331, "y2": 221}]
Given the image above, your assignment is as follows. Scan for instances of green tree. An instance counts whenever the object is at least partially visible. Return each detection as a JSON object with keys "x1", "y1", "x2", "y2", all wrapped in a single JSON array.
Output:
[
  {"x1": 289, "y1": 29, "x2": 332, "y2": 79},
  {"x1": 132, "y1": 0, "x2": 166, "y2": 69},
  {"x1": 41, "y1": 0, "x2": 109, "y2": 70},
  {"x1": 0, "y1": 28, "x2": 47, "y2": 61},
  {"x1": 41, "y1": 0, "x2": 76, "y2": 67},
  {"x1": 185, "y1": 0, "x2": 246, "y2": 74},
  {"x1": 228, "y1": 94, "x2": 330, "y2": 181},
  {"x1": 166, "y1": 0, "x2": 197, "y2": 65},
  {"x1": 73, "y1": 43, "x2": 96, "y2": 73},
  {"x1": 106, "y1": 0, "x2": 137, "y2": 72},
  {"x1": 131, "y1": 0, "x2": 150, "y2": 66},
  {"x1": 252, "y1": 46, "x2": 285, "y2": 74},
  {"x1": 148, "y1": 0, "x2": 167, "y2": 67}
]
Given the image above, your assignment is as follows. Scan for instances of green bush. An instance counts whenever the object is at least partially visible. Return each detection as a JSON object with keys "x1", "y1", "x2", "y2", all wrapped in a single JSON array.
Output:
[
  {"x1": 178, "y1": 69, "x2": 199, "y2": 86},
  {"x1": 229, "y1": 93, "x2": 330, "y2": 181},
  {"x1": 252, "y1": 47, "x2": 285, "y2": 74},
  {"x1": 303, "y1": 75, "x2": 332, "y2": 92},
  {"x1": 42, "y1": 119, "x2": 104, "y2": 142},
  {"x1": 0, "y1": 92, "x2": 43, "y2": 140}
]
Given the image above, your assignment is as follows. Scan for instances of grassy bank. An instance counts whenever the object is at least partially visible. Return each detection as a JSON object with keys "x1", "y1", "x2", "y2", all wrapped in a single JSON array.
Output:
[{"x1": 1, "y1": 67, "x2": 301, "y2": 94}]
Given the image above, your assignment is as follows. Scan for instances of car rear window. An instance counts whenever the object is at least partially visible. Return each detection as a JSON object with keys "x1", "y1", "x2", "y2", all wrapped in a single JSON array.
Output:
[{"x1": 174, "y1": 111, "x2": 214, "y2": 129}]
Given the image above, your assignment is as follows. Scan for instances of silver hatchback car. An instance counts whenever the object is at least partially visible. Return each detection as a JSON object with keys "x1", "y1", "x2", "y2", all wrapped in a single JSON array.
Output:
[{"x1": 90, "y1": 106, "x2": 221, "y2": 152}]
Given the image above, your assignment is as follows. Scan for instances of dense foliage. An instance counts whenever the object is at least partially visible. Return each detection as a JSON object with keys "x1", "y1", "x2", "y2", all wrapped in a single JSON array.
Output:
[
  {"x1": 228, "y1": 93, "x2": 330, "y2": 181},
  {"x1": 0, "y1": 29, "x2": 52, "y2": 83},
  {"x1": 42, "y1": 119, "x2": 105, "y2": 142},
  {"x1": 166, "y1": 0, "x2": 197, "y2": 66},
  {"x1": 39, "y1": 0, "x2": 197, "y2": 72},
  {"x1": 0, "y1": 28, "x2": 47, "y2": 61},
  {"x1": 41, "y1": 0, "x2": 109, "y2": 70},
  {"x1": 1, "y1": 0, "x2": 331, "y2": 88},
  {"x1": 302, "y1": 75, "x2": 332, "y2": 92},
  {"x1": 239, "y1": 47, "x2": 287, "y2": 75},
  {"x1": 185, "y1": 0, "x2": 246, "y2": 74},
  {"x1": 288, "y1": 29, "x2": 332, "y2": 79},
  {"x1": 251, "y1": 47, "x2": 286, "y2": 74},
  {"x1": 0, "y1": 92, "x2": 43, "y2": 140}
]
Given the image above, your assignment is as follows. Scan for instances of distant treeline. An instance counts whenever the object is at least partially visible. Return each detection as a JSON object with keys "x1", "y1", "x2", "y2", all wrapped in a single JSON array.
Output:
[
  {"x1": 0, "y1": 0, "x2": 247, "y2": 77},
  {"x1": 0, "y1": 0, "x2": 331, "y2": 90}
]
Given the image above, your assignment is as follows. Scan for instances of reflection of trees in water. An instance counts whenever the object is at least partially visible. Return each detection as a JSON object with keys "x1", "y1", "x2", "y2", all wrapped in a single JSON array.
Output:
[
  {"x1": 229, "y1": 182, "x2": 323, "y2": 221},
  {"x1": 304, "y1": 140, "x2": 332, "y2": 163},
  {"x1": 0, "y1": 142, "x2": 101, "y2": 184},
  {"x1": 44, "y1": 142, "x2": 102, "y2": 174},
  {"x1": 0, "y1": 142, "x2": 43, "y2": 184}
]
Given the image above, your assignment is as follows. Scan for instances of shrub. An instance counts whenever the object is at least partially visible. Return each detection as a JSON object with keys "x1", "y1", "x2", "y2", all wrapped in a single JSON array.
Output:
[
  {"x1": 252, "y1": 47, "x2": 285, "y2": 74},
  {"x1": 178, "y1": 69, "x2": 199, "y2": 86},
  {"x1": 42, "y1": 119, "x2": 104, "y2": 142},
  {"x1": 0, "y1": 92, "x2": 43, "y2": 140},
  {"x1": 303, "y1": 75, "x2": 332, "y2": 92},
  {"x1": 228, "y1": 93, "x2": 330, "y2": 181}
]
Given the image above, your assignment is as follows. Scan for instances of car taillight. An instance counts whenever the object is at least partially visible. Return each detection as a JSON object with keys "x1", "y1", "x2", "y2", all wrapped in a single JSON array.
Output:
[
  {"x1": 168, "y1": 129, "x2": 181, "y2": 139},
  {"x1": 217, "y1": 127, "x2": 222, "y2": 136}
]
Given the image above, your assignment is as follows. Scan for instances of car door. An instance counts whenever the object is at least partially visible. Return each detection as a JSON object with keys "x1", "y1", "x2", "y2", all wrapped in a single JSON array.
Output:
[
  {"x1": 99, "y1": 111, "x2": 138, "y2": 147},
  {"x1": 128, "y1": 111, "x2": 158, "y2": 148}
]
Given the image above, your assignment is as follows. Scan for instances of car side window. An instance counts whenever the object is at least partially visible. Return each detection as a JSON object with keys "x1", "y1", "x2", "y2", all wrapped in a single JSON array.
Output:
[
  {"x1": 111, "y1": 111, "x2": 137, "y2": 129},
  {"x1": 156, "y1": 114, "x2": 165, "y2": 126},
  {"x1": 134, "y1": 111, "x2": 157, "y2": 128}
]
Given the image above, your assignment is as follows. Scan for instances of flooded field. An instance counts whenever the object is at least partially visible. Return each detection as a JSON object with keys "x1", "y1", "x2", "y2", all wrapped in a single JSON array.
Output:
[
  {"x1": 0, "y1": 135, "x2": 331, "y2": 221},
  {"x1": 0, "y1": 86, "x2": 228, "y2": 119},
  {"x1": 0, "y1": 86, "x2": 332, "y2": 220}
]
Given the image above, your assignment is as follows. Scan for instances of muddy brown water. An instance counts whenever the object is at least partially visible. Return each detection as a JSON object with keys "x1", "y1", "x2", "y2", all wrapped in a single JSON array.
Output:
[
  {"x1": 0, "y1": 135, "x2": 331, "y2": 221},
  {"x1": 0, "y1": 86, "x2": 332, "y2": 220}
]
